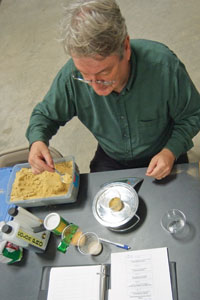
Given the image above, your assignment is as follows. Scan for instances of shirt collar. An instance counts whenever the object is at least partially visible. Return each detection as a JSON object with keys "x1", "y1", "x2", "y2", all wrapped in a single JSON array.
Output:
[{"x1": 125, "y1": 48, "x2": 136, "y2": 92}]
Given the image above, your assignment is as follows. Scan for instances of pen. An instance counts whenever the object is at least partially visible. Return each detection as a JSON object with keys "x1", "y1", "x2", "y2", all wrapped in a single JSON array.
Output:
[{"x1": 99, "y1": 238, "x2": 131, "y2": 250}]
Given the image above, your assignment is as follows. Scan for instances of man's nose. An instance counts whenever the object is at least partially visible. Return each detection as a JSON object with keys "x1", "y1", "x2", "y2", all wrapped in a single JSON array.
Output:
[{"x1": 89, "y1": 74, "x2": 98, "y2": 83}]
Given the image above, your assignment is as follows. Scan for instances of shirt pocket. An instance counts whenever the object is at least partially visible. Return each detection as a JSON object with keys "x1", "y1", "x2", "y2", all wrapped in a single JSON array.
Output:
[{"x1": 137, "y1": 118, "x2": 167, "y2": 145}]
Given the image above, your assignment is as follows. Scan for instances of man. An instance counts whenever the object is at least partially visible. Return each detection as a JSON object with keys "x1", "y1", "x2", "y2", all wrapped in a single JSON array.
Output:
[{"x1": 26, "y1": 0, "x2": 200, "y2": 180}]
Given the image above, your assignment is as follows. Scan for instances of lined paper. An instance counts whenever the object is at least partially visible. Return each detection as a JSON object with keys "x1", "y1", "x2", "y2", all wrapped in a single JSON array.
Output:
[{"x1": 47, "y1": 265, "x2": 102, "y2": 300}]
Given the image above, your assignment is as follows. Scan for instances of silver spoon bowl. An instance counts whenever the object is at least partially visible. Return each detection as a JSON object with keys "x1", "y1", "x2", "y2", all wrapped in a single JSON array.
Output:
[{"x1": 54, "y1": 168, "x2": 66, "y2": 183}]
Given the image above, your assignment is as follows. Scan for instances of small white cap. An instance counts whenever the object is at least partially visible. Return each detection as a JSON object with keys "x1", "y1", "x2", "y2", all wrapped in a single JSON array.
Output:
[{"x1": 44, "y1": 213, "x2": 60, "y2": 231}]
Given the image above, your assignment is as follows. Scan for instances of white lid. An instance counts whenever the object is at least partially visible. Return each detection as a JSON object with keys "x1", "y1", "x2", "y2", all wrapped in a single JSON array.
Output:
[{"x1": 44, "y1": 213, "x2": 60, "y2": 230}]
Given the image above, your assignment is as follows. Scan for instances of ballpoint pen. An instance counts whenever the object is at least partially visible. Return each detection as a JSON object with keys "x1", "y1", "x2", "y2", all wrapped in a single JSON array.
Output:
[{"x1": 99, "y1": 238, "x2": 131, "y2": 250}]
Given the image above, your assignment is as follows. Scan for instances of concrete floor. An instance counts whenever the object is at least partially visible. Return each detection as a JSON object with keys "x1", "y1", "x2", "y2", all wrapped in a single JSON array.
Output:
[{"x1": 0, "y1": 0, "x2": 200, "y2": 173}]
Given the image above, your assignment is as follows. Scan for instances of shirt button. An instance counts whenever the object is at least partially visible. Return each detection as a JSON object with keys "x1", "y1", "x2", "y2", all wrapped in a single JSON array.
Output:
[
  {"x1": 120, "y1": 116, "x2": 124, "y2": 119},
  {"x1": 123, "y1": 133, "x2": 127, "y2": 137}
]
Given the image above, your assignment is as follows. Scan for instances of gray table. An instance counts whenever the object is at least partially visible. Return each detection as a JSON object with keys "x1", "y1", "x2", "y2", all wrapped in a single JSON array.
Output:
[{"x1": 1, "y1": 163, "x2": 200, "y2": 300}]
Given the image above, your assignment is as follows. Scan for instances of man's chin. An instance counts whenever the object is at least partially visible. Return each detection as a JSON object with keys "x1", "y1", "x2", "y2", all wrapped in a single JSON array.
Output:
[{"x1": 94, "y1": 87, "x2": 113, "y2": 96}]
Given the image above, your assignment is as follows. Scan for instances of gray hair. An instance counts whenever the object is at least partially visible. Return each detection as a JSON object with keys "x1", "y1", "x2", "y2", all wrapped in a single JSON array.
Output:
[{"x1": 60, "y1": 0, "x2": 128, "y2": 58}]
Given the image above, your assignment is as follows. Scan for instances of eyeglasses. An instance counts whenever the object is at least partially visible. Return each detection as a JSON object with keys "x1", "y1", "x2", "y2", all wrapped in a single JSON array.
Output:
[{"x1": 72, "y1": 73, "x2": 115, "y2": 86}]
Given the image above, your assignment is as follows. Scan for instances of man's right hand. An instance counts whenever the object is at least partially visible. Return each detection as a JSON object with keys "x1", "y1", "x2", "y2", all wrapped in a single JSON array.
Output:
[{"x1": 28, "y1": 141, "x2": 55, "y2": 174}]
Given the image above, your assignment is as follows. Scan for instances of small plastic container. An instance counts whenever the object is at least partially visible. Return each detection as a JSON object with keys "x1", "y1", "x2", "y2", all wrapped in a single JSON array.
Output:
[
  {"x1": 6, "y1": 156, "x2": 79, "y2": 207},
  {"x1": 1, "y1": 221, "x2": 29, "y2": 248},
  {"x1": 8, "y1": 207, "x2": 43, "y2": 229}
]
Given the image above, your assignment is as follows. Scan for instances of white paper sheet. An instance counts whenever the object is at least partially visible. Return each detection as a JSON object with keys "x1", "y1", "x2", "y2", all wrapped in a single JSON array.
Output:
[
  {"x1": 110, "y1": 247, "x2": 173, "y2": 300},
  {"x1": 47, "y1": 265, "x2": 102, "y2": 300}
]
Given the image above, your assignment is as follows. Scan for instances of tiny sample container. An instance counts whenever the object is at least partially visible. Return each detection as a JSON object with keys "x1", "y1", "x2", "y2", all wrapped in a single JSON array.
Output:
[
  {"x1": 44, "y1": 213, "x2": 69, "y2": 235},
  {"x1": 6, "y1": 156, "x2": 80, "y2": 207}
]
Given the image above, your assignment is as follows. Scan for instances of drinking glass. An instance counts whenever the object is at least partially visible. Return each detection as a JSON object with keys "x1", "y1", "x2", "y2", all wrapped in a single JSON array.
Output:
[
  {"x1": 77, "y1": 232, "x2": 103, "y2": 256},
  {"x1": 161, "y1": 209, "x2": 186, "y2": 234}
]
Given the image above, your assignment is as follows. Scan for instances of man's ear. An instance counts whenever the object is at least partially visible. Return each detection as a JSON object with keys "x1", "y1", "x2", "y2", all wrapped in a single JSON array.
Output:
[{"x1": 124, "y1": 36, "x2": 131, "y2": 60}]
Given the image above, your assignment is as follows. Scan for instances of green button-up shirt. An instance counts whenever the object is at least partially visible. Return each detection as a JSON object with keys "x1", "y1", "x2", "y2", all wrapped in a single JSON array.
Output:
[{"x1": 26, "y1": 39, "x2": 200, "y2": 162}]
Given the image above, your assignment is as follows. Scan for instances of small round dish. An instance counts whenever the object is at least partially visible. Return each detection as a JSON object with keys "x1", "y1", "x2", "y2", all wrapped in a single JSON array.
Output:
[{"x1": 92, "y1": 182, "x2": 140, "y2": 232}]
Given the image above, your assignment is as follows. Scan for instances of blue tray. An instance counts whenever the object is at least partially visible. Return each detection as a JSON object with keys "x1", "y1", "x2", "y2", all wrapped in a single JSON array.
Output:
[
  {"x1": 0, "y1": 167, "x2": 15, "y2": 222},
  {"x1": 6, "y1": 156, "x2": 79, "y2": 207}
]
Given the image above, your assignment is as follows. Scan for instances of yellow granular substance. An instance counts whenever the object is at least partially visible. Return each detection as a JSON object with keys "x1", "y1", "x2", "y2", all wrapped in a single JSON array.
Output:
[
  {"x1": 10, "y1": 161, "x2": 73, "y2": 201},
  {"x1": 109, "y1": 197, "x2": 124, "y2": 211}
]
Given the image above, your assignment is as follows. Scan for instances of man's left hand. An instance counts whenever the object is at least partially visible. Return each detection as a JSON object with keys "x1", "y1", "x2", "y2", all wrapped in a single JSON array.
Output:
[{"x1": 146, "y1": 148, "x2": 176, "y2": 180}]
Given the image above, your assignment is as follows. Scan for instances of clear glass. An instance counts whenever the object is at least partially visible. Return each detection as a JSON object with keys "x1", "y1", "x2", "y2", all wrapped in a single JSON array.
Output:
[
  {"x1": 77, "y1": 232, "x2": 102, "y2": 256},
  {"x1": 61, "y1": 224, "x2": 79, "y2": 245},
  {"x1": 161, "y1": 209, "x2": 186, "y2": 234}
]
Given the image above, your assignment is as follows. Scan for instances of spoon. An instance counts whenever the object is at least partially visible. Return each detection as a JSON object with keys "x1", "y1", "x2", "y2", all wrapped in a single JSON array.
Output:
[{"x1": 54, "y1": 168, "x2": 66, "y2": 183}]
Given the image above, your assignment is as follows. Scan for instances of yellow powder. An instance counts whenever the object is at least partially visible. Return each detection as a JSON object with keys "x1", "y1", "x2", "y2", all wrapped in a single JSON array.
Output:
[
  {"x1": 10, "y1": 161, "x2": 73, "y2": 201},
  {"x1": 109, "y1": 197, "x2": 124, "y2": 211},
  {"x1": 70, "y1": 230, "x2": 84, "y2": 246}
]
